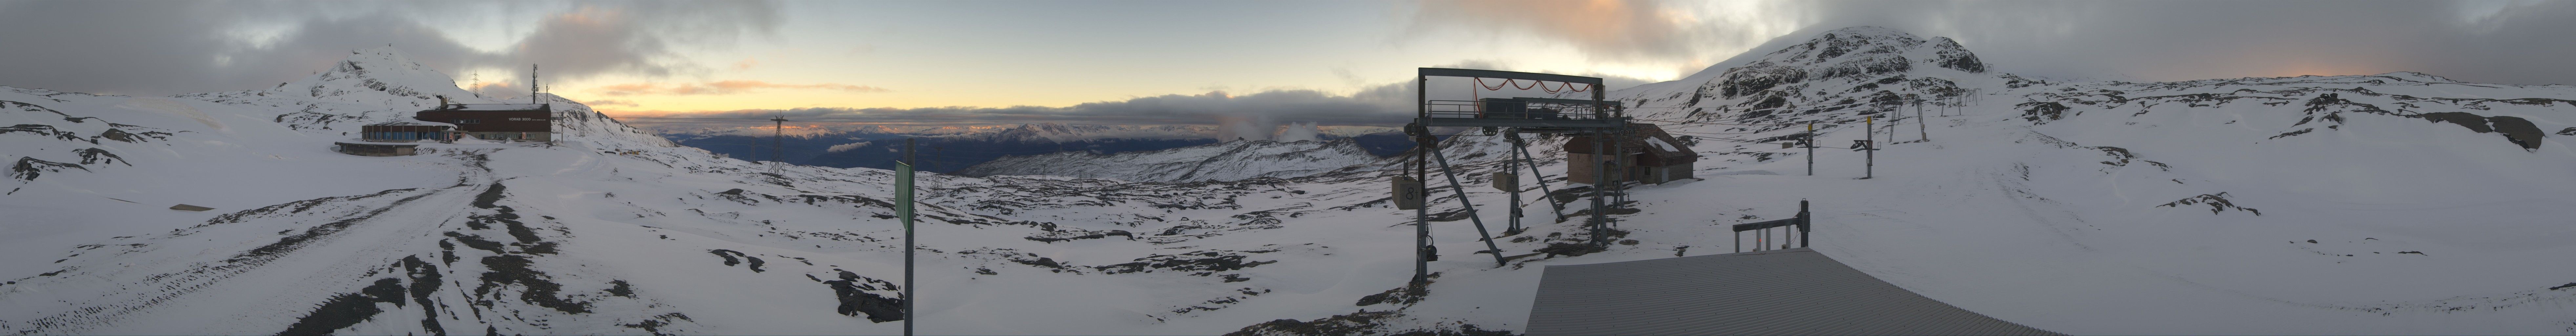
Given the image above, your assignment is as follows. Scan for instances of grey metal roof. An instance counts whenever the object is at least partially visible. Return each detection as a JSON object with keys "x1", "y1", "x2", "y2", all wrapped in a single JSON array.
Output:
[{"x1": 1525, "y1": 248, "x2": 2059, "y2": 336}]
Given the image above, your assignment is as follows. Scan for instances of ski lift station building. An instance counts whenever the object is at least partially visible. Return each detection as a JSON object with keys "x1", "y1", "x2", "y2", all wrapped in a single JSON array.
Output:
[
  {"x1": 414, "y1": 102, "x2": 553, "y2": 141},
  {"x1": 1563, "y1": 123, "x2": 1697, "y2": 184}
]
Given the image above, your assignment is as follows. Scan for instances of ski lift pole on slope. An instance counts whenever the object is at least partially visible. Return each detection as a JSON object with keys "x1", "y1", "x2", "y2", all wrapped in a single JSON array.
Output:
[{"x1": 896, "y1": 138, "x2": 917, "y2": 336}]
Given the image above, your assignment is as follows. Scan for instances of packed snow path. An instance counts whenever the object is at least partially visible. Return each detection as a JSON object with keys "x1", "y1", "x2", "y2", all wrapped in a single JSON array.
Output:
[{"x1": 2, "y1": 150, "x2": 500, "y2": 334}]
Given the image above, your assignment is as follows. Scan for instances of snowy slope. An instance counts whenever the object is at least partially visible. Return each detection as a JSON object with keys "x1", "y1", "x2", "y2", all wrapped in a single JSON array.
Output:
[
  {"x1": 3, "y1": 26, "x2": 2574, "y2": 336},
  {"x1": 953, "y1": 138, "x2": 1384, "y2": 182},
  {"x1": 1571, "y1": 27, "x2": 2576, "y2": 334}
]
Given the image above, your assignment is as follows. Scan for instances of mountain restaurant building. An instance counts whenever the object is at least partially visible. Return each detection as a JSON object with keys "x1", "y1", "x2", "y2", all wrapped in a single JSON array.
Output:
[
  {"x1": 414, "y1": 103, "x2": 553, "y2": 141},
  {"x1": 1564, "y1": 123, "x2": 1698, "y2": 184}
]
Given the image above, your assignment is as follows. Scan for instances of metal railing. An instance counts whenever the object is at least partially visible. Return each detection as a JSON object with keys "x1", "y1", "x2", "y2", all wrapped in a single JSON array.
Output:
[
  {"x1": 1423, "y1": 100, "x2": 1605, "y2": 120},
  {"x1": 1733, "y1": 200, "x2": 1812, "y2": 253}
]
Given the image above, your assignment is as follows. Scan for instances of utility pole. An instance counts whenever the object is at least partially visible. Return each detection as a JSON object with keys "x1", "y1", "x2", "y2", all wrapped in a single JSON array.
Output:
[
  {"x1": 1918, "y1": 96, "x2": 1929, "y2": 142},
  {"x1": 897, "y1": 138, "x2": 917, "y2": 336},
  {"x1": 1863, "y1": 116, "x2": 1875, "y2": 179},
  {"x1": 1590, "y1": 129, "x2": 1610, "y2": 247},
  {"x1": 1411, "y1": 124, "x2": 1430, "y2": 285},
  {"x1": 1805, "y1": 122, "x2": 1815, "y2": 176},
  {"x1": 1410, "y1": 75, "x2": 1430, "y2": 287},
  {"x1": 770, "y1": 115, "x2": 788, "y2": 171},
  {"x1": 1503, "y1": 133, "x2": 1523, "y2": 234}
]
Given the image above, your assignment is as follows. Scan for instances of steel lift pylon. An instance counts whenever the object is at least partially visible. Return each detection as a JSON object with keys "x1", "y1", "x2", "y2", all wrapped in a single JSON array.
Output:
[{"x1": 1400, "y1": 68, "x2": 1630, "y2": 285}]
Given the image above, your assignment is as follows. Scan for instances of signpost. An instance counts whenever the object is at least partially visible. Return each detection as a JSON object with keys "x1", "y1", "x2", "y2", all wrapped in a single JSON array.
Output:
[{"x1": 897, "y1": 138, "x2": 916, "y2": 336}]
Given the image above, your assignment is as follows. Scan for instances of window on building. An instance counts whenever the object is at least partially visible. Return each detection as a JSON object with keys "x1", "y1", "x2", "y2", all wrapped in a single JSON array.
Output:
[{"x1": 456, "y1": 119, "x2": 480, "y2": 124}]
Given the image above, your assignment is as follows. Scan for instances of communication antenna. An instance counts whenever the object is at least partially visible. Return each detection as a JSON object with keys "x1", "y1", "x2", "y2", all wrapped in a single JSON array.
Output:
[
  {"x1": 769, "y1": 112, "x2": 788, "y2": 174},
  {"x1": 530, "y1": 64, "x2": 541, "y2": 104},
  {"x1": 471, "y1": 73, "x2": 480, "y2": 97}
]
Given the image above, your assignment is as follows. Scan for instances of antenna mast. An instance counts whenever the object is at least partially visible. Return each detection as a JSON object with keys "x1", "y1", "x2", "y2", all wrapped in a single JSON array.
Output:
[
  {"x1": 530, "y1": 64, "x2": 541, "y2": 104},
  {"x1": 770, "y1": 113, "x2": 789, "y2": 174}
]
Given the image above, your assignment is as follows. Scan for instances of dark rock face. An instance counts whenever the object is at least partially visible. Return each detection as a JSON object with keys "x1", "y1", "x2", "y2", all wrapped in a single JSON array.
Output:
[
  {"x1": 74, "y1": 148, "x2": 127, "y2": 166},
  {"x1": 2018, "y1": 102, "x2": 2071, "y2": 123},
  {"x1": 1092, "y1": 249, "x2": 1279, "y2": 274},
  {"x1": 1535, "y1": 242, "x2": 1608, "y2": 258},
  {"x1": 1817, "y1": 54, "x2": 1911, "y2": 80},
  {"x1": 2417, "y1": 112, "x2": 2494, "y2": 133},
  {"x1": 2158, "y1": 192, "x2": 2261, "y2": 216},
  {"x1": 277, "y1": 257, "x2": 450, "y2": 336},
  {"x1": 1223, "y1": 309, "x2": 1513, "y2": 336},
  {"x1": 707, "y1": 249, "x2": 767, "y2": 272},
  {"x1": 1931, "y1": 37, "x2": 1986, "y2": 73},
  {"x1": 822, "y1": 271, "x2": 906, "y2": 323},
  {"x1": 477, "y1": 255, "x2": 591, "y2": 314},
  {"x1": 2484, "y1": 116, "x2": 2544, "y2": 150},
  {"x1": 1718, "y1": 63, "x2": 1809, "y2": 98},
  {"x1": 10, "y1": 156, "x2": 88, "y2": 181},
  {"x1": 2412, "y1": 112, "x2": 2545, "y2": 150},
  {"x1": 276, "y1": 287, "x2": 399, "y2": 336}
]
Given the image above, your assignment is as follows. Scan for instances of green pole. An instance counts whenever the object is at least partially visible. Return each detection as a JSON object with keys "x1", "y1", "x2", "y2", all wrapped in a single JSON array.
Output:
[{"x1": 897, "y1": 138, "x2": 915, "y2": 336}]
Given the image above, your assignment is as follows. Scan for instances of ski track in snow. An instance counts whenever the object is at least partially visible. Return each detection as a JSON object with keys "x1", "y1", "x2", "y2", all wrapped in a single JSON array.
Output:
[{"x1": 3, "y1": 151, "x2": 488, "y2": 334}]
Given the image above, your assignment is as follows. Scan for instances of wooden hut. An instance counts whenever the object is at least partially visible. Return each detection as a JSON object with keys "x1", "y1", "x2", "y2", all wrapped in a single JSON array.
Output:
[{"x1": 1563, "y1": 123, "x2": 1697, "y2": 184}]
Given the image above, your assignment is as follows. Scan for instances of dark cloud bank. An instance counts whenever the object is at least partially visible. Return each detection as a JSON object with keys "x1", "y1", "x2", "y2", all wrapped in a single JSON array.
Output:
[{"x1": 0, "y1": 1, "x2": 779, "y2": 96}]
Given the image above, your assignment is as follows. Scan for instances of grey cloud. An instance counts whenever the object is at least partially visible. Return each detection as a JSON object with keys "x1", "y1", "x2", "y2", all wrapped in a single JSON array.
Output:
[
  {"x1": 1413, "y1": 1, "x2": 2576, "y2": 86},
  {"x1": 616, "y1": 60, "x2": 1650, "y2": 130},
  {"x1": 1406, "y1": 1, "x2": 1774, "y2": 64},
  {"x1": 0, "y1": 1, "x2": 781, "y2": 96},
  {"x1": 510, "y1": 2, "x2": 782, "y2": 82}
]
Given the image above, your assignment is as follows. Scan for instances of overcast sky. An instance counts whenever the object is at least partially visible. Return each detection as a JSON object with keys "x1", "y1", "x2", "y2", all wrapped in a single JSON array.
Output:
[{"x1": 1, "y1": 0, "x2": 2568, "y2": 127}]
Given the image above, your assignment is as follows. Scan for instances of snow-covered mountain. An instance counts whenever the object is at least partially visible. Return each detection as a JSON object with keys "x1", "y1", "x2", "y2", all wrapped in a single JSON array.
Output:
[
  {"x1": 5, "y1": 25, "x2": 2575, "y2": 336},
  {"x1": 954, "y1": 138, "x2": 1385, "y2": 182}
]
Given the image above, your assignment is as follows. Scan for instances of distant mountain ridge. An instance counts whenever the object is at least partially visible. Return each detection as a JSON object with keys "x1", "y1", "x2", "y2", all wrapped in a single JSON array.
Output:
[{"x1": 955, "y1": 138, "x2": 1385, "y2": 182}]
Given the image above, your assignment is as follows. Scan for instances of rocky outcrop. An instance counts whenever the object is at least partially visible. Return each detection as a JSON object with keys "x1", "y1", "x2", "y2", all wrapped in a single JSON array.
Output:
[{"x1": 2413, "y1": 112, "x2": 2545, "y2": 150}]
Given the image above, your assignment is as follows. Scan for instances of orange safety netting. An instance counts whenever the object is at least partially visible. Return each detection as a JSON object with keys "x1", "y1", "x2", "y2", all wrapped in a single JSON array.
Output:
[{"x1": 1473, "y1": 77, "x2": 1592, "y2": 93}]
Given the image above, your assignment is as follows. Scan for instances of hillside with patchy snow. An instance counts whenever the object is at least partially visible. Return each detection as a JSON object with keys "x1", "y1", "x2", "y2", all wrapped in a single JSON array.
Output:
[{"x1": 5, "y1": 26, "x2": 2576, "y2": 336}]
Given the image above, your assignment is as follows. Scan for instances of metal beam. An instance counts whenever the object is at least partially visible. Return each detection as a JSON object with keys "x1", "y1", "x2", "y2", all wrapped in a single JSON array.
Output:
[
  {"x1": 1429, "y1": 145, "x2": 1510, "y2": 267},
  {"x1": 1512, "y1": 97, "x2": 1621, "y2": 107},
  {"x1": 1731, "y1": 218, "x2": 1802, "y2": 232},
  {"x1": 1419, "y1": 68, "x2": 1603, "y2": 85}
]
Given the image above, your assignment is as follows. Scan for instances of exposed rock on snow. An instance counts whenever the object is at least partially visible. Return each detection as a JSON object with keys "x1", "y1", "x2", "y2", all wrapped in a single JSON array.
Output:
[
  {"x1": 2412, "y1": 112, "x2": 2545, "y2": 150},
  {"x1": 2157, "y1": 192, "x2": 2262, "y2": 216}
]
